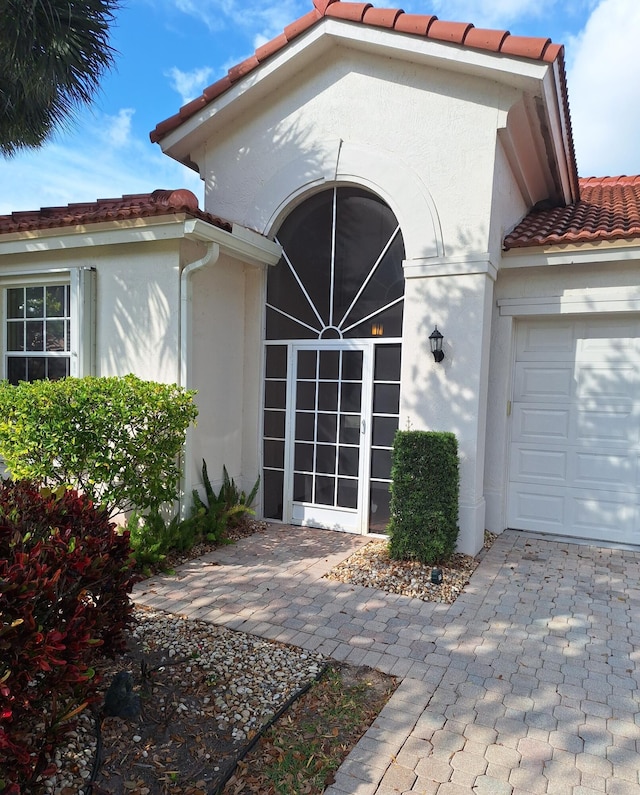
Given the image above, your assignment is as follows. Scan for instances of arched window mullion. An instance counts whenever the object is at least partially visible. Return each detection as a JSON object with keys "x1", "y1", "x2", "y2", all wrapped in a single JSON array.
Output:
[
  {"x1": 275, "y1": 238, "x2": 325, "y2": 329},
  {"x1": 266, "y1": 187, "x2": 404, "y2": 341},
  {"x1": 341, "y1": 295, "x2": 404, "y2": 335},
  {"x1": 329, "y1": 187, "x2": 337, "y2": 328},
  {"x1": 266, "y1": 302, "x2": 322, "y2": 336},
  {"x1": 336, "y1": 224, "x2": 400, "y2": 331}
]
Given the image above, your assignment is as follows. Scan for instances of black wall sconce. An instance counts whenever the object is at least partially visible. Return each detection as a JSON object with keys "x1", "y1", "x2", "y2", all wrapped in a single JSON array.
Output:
[{"x1": 429, "y1": 326, "x2": 445, "y2": 363}]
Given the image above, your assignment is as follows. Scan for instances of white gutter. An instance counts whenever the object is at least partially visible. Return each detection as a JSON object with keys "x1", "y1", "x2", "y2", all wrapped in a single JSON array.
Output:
[{"x1": 178, "y1": 242, "x2": 219, "y2": 517}]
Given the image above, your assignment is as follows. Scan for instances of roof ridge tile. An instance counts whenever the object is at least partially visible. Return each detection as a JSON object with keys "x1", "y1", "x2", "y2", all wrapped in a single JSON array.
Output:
[
  {"x1": 393, "y1": 13, "x2": 437, "y2": 36},
  {"x1": 464, "y1": 27, "x2": 510, "y2": 52},
  {"x1": 284, "y1": 8, "x2": 322, "y2": 41},
  {"x1": 427, "y1": 19, "x2": 474, "y2": 44},
  {"x1": 500, "y1": 34, "x2": 551, "y2": 60},
  {"x1": 362, "y1": 6, "x2": 404, "y2": 29},
  {"x1": 325, "y1": 2, "x2": 372, "y2": 22}
]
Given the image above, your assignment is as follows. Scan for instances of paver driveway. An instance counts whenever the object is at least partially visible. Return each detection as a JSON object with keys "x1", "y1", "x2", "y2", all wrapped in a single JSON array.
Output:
[{"x1": 133, "y1": 527, "x2": 640, "y2": 794}]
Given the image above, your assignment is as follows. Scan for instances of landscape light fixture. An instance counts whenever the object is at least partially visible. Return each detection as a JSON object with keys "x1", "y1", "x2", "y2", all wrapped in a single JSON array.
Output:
[{"x1": 429, "y1": 326, "x2": 444, "y2": 362}]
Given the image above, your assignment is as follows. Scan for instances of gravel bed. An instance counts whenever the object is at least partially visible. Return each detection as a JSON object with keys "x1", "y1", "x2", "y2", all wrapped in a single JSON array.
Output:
[
  {"x1": 324, "y1": 534, "x2": 495, "y2": 603},
  {"x1": 35, "y1": 528, "x2": 494, "y2": 792},
  {"x1": 39, "y1": 606, "x2": 324, "y2": 794}
]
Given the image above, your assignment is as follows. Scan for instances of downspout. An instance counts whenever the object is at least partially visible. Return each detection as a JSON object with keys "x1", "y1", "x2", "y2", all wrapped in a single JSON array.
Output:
[
  {"x1": 177, "y1": 216, "x2": 281, "y2": 517},
  {"x1": 179, "y1": 241, "x2": 220, "y2": 516}
]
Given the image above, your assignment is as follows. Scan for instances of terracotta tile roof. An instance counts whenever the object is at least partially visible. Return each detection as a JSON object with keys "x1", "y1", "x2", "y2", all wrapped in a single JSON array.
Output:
[
  {"x1": 0, "y1": 189, "x2": 232, "y2": 236},
  {"x1": 503, "y1": 176, "x2": 640, "y2": 249},
  {"x1": 149, "y1": 0, "x2": 571, "y2": 155}
]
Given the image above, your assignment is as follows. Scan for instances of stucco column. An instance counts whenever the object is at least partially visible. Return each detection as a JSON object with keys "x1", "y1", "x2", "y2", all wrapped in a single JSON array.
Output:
[{"x1": 400, "y1": 256, "x2": 497, "y2": 555}]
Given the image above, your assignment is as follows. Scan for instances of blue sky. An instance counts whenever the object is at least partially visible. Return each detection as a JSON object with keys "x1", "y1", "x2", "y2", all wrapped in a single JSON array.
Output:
[{"x1": 1, "y1": 0, "x2": 639, "y2": 214}]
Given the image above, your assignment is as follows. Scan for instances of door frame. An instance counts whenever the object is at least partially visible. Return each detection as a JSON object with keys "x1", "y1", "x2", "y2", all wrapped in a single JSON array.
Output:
[{"x1": 283, "y1": 339, "x2": 374, "y2": 534}]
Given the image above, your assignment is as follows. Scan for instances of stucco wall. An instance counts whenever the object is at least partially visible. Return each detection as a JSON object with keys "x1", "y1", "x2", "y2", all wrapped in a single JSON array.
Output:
[
  {"x1": 0, "y1": 239, "x2": 181, "y2": 383},
  {"x1": 187, "y1": 252, "x2": 265, "y2": 497},
  {"x1": 200, "y1": 46, "x2": 516, "y2": 261},
  {"x1": 93, "y1": 241, "x2": 180, "y2": 381}
]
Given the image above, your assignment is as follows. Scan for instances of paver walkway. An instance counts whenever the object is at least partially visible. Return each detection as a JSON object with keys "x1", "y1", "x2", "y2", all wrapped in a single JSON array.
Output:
[{"x1": 133, "y1": 526, "x2": 640, "y2": 795}]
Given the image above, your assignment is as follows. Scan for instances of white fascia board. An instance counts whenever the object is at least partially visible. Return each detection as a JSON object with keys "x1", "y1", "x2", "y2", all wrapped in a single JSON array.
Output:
[
  {"x1": 498, "y1": 288, "x2": 640, "y2": 316},
  {"x1": 404, "y1": 253, "x2": 498, "y2": 280},
  {"x1": 184, "y1": 218, "x2": 282, "y2": 267},
  {"x1": 330, "y1": 21, "x2": 549, "y2": 85},
  {"x1": 0, "y1": 215, "x2": 195, "y2": 256},
  {"x1": 0, "y1": 215, "x2": 282, "y2": 266},
  {"x1": 539, "y1": 64, "x2": 576, "y2": 202},
  {"x1": 501, "y1": 241, "x2": 640, "y2": 268},
  {"x1": 160, "y1": 18, "x2": 550, "y2": 161}
]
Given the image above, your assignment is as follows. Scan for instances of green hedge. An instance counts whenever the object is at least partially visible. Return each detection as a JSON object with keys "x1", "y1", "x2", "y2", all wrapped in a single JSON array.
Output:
[
  {"x1": 0, "y1": 375, "x2": 198, "y2": 518},
  {"x1": 387, "y1": 430, "x2": 459, "y2": 563}
]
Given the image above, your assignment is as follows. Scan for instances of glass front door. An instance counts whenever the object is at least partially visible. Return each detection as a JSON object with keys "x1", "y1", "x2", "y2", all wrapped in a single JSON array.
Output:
[
  {"x1": 263, "y1": 340, "x2": 401, "y2": 534},
  {"x1": 291, "y1": 344, "x2": 370, "y2": 532}
]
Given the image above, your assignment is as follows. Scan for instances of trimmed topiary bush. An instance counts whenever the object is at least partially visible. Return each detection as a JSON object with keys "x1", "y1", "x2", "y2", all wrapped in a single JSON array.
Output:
[
  {"x1": 0, "y1": 480, "x2": 137, "y2": 792},
  {"x1": 387, "y1": 430, "x2": 459, "y2": 563}
]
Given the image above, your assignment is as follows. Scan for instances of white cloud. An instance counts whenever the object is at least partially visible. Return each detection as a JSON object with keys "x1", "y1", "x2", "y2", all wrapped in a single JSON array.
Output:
[
  {"x1": 99, "y1": 108, "x2": 136, "y2": 148},
  {"x1": 565, "y1": 0, "x2": 640, "y2": 176},
  {"x1": 403, "y1": 0, "x2": 558, "y2": 28},
  {"x1": 0, "y1": 109, "x2": 203, "y2": 215},
  {"x1": 171, "y1": 0, "x2": 307, "y2": 48},
  {"x1": 166, "y1": 66, "x2": 215, "y2": 104}
]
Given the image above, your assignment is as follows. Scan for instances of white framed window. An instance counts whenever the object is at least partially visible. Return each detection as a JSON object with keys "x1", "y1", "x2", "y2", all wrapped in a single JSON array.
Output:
[
  {"x1": 5, "y1": 283, "x2": 71, "y2": 382},
  {"x1": 2, "y1": 268, "x2": 95, "y2": 383}
]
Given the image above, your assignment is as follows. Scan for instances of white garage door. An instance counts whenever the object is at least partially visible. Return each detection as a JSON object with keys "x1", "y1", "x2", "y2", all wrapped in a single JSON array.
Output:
[{"x1": 508, "y1": 317, "x2": 640, "y2": 545}]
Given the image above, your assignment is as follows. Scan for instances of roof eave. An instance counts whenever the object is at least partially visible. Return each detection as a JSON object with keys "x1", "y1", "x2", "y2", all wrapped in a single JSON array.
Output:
[
  {"x1": 0, "y1": 214, "x2": 214, "y2": 256},
  {"x1": 502, "y1": 236, "x2": 640, "y2": 266}
]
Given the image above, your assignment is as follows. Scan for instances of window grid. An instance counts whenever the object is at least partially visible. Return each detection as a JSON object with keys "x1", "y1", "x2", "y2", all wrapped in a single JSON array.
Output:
[
  {"x1": 5, "y1": 284, "x2": 71, "y2": 384},
  {"x1": 263, "y1": 344, "x2": 288, "y2": 520},
  {"x1": 293, "y1": 349, "x2": 362, "y2": 509},
  {"x1": 369, "y1": 344, "x2": 401, "y2": 533}
]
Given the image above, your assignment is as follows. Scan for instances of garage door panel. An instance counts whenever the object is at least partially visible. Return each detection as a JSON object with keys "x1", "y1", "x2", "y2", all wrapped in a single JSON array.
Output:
[
  {"x1": 515, "y1": 363, "x2": 573, "y2": 402},
  {"x1": 508, "y1": 484, "x2": 566, "y2": 532},
  {"x1": 580, "y1": 319, "x2": 640, "y2": 354},
  {"x1": 574, "y1": 450, "x2": 634, "y2": 489},
  {"x1": 509, "y1": 483, "x2": 639, "y2": 543},
  {"x1": 575, "y1": 407, "x2": 634, "y2": 444},
  {"x1": 512, "y1": 446, "x2": 567, "y2": 482},
  {"x1": 576, "y1": 364, "x2": 637, "y2": 401},
  {"x1": 572, "y1": 492, "x2": 637, "y2": 542},
  {"x1": 513, "y1": 406, "x2": 570, "y2": 442},
  {"x1": 511, "y1": 443, "x2": 635, "y2": 492},
  {"x1": 517, "y1": 321, "x2": 574, "y2": 358},
  {"x1": 513, "y1": 404, "x2": 633, "y2": 446}
]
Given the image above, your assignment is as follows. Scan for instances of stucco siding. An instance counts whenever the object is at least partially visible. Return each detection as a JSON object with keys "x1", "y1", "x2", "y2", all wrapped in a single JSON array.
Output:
[
  {"x1": 93, "y1": 242, "x2": 180, "y2": 381},
  {"x1": 188, "y1": 253, "x2": 252, "y2": 494},
  {"x1": 201, "y1": 47, "x2": 513, "y2": 259},
  {"x1": 0, "y1": 241, "x2": 181, "y2": 384}
]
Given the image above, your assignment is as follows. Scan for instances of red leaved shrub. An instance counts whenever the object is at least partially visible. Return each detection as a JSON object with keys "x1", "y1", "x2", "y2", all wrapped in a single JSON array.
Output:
[{"x1": 0, "y1": 480, "x2": 137, "y2": 792}]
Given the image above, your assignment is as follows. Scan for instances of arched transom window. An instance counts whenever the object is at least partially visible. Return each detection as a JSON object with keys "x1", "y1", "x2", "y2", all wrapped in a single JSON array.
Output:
[{"x1": 266, "y1": 186, "x2": 405, "y2": 340}]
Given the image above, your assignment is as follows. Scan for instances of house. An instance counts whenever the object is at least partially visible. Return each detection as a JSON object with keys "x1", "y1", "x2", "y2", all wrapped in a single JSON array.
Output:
[{"x1": 2, "y1": 0, "x2": 640, "y2": 554}]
